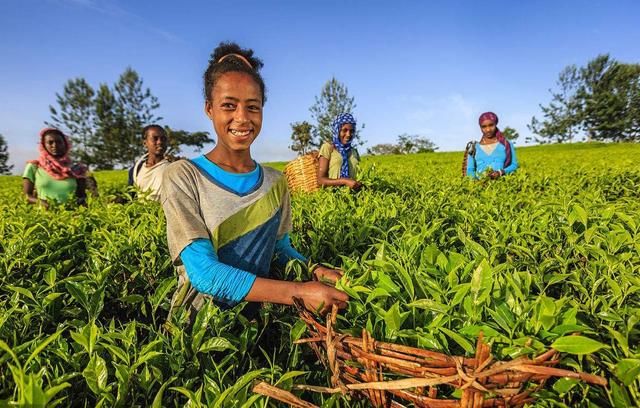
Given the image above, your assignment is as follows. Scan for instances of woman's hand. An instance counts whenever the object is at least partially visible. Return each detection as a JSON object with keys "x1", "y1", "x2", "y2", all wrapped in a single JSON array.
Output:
[
  {"x1": 488, "y1": 170, "x2": 503, "y2": 179},
  {"x1": 297, "y1": 281, "x2": 349, "y2": 315},
  {"x1": 345, "y1": 179, "x2": 363, "y2": 190},
  {"x1": 313, "y1": 266, "x2": 343, "y2": 284}
]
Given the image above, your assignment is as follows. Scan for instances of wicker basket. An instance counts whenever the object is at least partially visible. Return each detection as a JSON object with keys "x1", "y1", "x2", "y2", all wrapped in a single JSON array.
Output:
[
  {"x1": 254, "y1": 302, "x2": 607, "y2": 408},
  {"x1": 284, "y1": 151, "x2": 320, "y2": 193}
]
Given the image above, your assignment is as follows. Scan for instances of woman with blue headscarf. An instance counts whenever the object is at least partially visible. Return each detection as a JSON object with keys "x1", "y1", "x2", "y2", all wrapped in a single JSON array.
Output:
[{"x1": 317, "y1": 113, "x2": 362, "y2": 190}]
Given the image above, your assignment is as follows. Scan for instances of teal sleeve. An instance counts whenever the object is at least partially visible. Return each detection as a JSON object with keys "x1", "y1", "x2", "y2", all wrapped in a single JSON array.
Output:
[
  {"x1": 274, "y1": 233, "x2": 307, "y2": 266},
  {"x1": 180, "y1": 238, "x2": 257, "y2": 305},
  {"x1": 465, "y1": 147, "x2": 477, "y2": 179}
]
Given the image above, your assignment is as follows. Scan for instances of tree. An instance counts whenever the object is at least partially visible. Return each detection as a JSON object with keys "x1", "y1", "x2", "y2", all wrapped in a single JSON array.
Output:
[
  {"x1": 396, "y1": 134, "x2": 438, "y2": 154},
  {"x1": 165, "y1": 126, "x2": 214, "y2": 157},
  {"x1": 367, "y1": 143, "x2": 400, "y2": 155},
  {"x1": 580, "y1": 55, "x2": 640, "y2": 141},
  {"x1": 92, "y1": 84, "x2": 120, "y2": 169},
  {"x1": 49, "y1": 68, "x2": 209, "y2": 169},
  {"x1": 528, "y1": 65, "x2": 582, "y2": 143},
  {"x1": 289, "y1": 121, "x2": 315, "y2": 155},
  {"x1": 366, "y1": 134, "x2": 437, "y2": 156},
  {"x1": 109, "y1": 68, "x2": 162, "y2": 167},
  {"x1": 501, "y1": 127, "x2": 520, "y2": 142},
  {"x1": 0, "y1": 134, "x2": 13, "y2": 175},
  {"x1": 309, "y1": 77, "x2": 364, "y2": 146},
  {"x1": 530, "y1": 54, "x2": 640, "y2": 143},
  {"x1": 47, "y1": 78, "x2": 96, "y2": 163}
]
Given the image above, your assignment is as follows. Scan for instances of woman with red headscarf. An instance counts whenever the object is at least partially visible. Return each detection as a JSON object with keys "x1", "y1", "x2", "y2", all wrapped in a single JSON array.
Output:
[
  {"x1": 22, "y1": 128, "x2": 89, "y2": 208},
  {"x1": 464, "y1": 112, "x2": 518, "y2": 179}
]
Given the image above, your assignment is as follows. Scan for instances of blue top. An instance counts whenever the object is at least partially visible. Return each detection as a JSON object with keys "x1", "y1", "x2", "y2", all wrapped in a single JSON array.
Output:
[
  {"x1": 191, "y1": 155, "x2": 262, "y2": 195},
  {"x1": 180, "y1": 155, "x2": 306, "y2": 306},
  {"x1": 466, "y1": 141, "x2": 518, "y2": 178}
]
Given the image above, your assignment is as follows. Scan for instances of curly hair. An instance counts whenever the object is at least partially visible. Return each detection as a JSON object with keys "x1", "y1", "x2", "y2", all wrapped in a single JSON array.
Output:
[
  {"x1": 142, "y1": 124, "x2": 166, "y2": 139},
  {"x1": 203, "y1": 41, "x2": 266, "y2": 105}
]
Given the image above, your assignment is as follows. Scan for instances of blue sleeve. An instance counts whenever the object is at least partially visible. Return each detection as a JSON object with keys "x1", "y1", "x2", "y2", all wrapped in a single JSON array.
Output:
[
  {"x1": 503, "y1": 142, "x2": 518, "y2": 174},
  {"x1": 274, "y1": 233, "x2": 307, "y2": 266},
  {"x1": 180, "y1": 238, "x2": 257, "y2": 305}
]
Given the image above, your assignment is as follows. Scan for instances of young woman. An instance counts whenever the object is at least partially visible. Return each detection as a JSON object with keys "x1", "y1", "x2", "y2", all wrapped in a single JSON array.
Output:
[
  {"x1": 464, "y1": 112, "x2": 518, "y2": 179},
  {"x1": 128, "y1": 124, "x2": 172, "y2": 201},
  {"x1": 23, "y1": 128, "x2": 88, "y2": 208},
  {"x1": 317, "y1": 113, "x2": 362, "y2": 190},
  {"x1": 162, "y1": 42, "x2": 348, "y2": 320}
]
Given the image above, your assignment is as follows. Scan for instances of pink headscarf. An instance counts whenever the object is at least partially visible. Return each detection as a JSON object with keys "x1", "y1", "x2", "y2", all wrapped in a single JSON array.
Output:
[
  {"x1": 478, "y1": 112, "x2": 512, "y2": 168},
  {"x1": 28, "y1": 128, "x2": 87, "y2": 180}
]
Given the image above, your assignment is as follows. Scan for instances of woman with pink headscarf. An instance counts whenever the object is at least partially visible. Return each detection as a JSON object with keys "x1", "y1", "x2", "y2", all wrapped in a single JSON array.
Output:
[
  {"x1": 464, "y1": 112, "x2": 518, "y2": 179},
  {"x1": 22, "y1": 128, "x2": 89, "y2": 208}
]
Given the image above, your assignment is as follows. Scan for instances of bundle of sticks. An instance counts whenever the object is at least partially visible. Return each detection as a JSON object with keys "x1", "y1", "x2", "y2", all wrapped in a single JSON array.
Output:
[{"x1": 254, "y1": 301, "x2": 607, "y2": 408}]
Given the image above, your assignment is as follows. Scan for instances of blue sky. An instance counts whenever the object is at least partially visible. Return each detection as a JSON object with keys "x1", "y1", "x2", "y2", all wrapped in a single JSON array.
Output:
[{"x1": 1, "y1": 0, "x2": 639, "y2": 172}]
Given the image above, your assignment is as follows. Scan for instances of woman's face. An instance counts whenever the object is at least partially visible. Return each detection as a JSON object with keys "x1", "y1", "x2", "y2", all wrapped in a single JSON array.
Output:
[
  {"x1": 43, "y1": 132, "x2": 67, "y2": 158},
  {"x1": 339, "y1": 123, "x2": 354, "y2": 144},
  {"x1": 204, "y1": 71, "x2": 263, "y2": 153},
  {"x1": 144, "y1": 127, "x2": 168, "y2": 157},
  {"x1": 480, "y1": 120, "x2": 497, "y2": 139}
]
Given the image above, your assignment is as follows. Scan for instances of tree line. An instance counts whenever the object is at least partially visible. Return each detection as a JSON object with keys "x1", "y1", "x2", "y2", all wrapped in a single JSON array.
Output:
[
  {"x1": 289, "y1": 78, "x2": 527, "y2": 156},
  {"x1": 48, "y1": 68, "x2": 212, "y2": 169},
  {"x1": 1, "y1": 54, "x2": 638, "y2": 174},
  {"x1": 529, "y1": 54, "x2": 640, "y2": 143}
]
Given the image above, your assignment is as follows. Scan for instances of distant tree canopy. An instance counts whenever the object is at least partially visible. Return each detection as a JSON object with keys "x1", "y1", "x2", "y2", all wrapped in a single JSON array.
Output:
[
  {"x1": 367, "y1": 134, "x2": 438, "y2": 156},
  {"x1": 529, "y1": 54, "x2": 640, "y2": 143},
  {"x1": 289, "y1": 121, "x2": 314, "y2": 155},
  {"x1": 367, "y1": 143, "x2": 401, "y2": 156},
  {"x1": 0, "y1": 133, "x2": 13, "y2": 175},
  {"x1": 48, "y1": 68, "x2": 213, "y2": 169},
  {"x1": 309, "y1": 77, "x2": 364, "y2": 147},
  {"x1": 501, "y1": 126, "x2": 520, "y2": 142}
]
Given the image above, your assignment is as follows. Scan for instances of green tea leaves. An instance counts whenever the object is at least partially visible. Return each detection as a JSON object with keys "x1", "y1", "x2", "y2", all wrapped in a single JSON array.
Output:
[{"x1": 551, "y1": 336, "x2": 607, "y2": 355}]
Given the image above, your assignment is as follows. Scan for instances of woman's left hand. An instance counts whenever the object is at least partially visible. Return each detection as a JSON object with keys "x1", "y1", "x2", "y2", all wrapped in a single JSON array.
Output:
[{"x1": 313, "y1": 266, "x2": 343, "y2": 285}]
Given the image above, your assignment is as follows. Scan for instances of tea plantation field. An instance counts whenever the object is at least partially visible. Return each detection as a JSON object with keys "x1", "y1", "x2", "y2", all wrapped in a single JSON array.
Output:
[{"x1": 1, "y1": 143, "x2": 639, "y2": 407}]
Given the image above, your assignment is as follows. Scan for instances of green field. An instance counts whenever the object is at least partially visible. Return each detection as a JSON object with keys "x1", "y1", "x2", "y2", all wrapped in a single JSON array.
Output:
[{"x1": 1, "y1": 143, "x2": 639, "y2": 407}]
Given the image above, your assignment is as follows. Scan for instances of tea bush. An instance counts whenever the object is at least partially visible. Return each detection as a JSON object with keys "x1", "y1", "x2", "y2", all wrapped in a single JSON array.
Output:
[{"x1": 1, "y1": 143, "x2": 639, "y2": 407}]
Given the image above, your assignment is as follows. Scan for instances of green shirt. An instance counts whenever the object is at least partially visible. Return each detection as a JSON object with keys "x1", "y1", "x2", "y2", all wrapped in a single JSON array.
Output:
[
  {"x1": 23, "y1": 163, "x2": 77, "y2": 203},
  {"x1": 318, "y1": 142, "x2": 360, "y2": 180}
]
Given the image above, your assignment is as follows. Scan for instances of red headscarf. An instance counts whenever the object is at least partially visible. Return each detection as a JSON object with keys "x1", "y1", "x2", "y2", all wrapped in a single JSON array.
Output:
[
  {"x1": 28, "y1": 128, "x2": 87, "y2": 180},
  {"x1": 478, "y1": 112, "x2": 512, "y2": 168}
]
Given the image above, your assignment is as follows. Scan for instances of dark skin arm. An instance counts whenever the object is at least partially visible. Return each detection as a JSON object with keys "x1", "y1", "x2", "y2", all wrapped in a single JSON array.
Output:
[
  {"x1": 23, "y1": 178, "x2": 49, "y2": 208},
  {"x1": 317, "y1": 156, "x2": 362, "y2": 190},
  {"x1": 244, "y1": 277, "x2": 349, "y2": 315},
  {"x1": 245, "y1": 264, "x2": 346, "y2": 314}
]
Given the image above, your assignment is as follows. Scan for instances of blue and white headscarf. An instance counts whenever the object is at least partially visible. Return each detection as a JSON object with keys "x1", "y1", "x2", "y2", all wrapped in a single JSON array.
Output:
[{"x1": 331, "y1": 113, "x2": 356, "y2": 178}]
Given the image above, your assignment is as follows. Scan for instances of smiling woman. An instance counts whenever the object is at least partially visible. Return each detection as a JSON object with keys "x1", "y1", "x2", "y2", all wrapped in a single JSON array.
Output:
[
  {"x1": 317, "y1": 113, "x2": 362, "y2": 190},
  {"x1": 161, "y1": 42, "x2": 349, "y2": 323}
]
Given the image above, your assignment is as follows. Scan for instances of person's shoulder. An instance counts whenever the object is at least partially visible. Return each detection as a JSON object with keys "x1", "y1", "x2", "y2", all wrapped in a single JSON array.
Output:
[
  {"x1": 23, "y1": 162, "x2": 38, "y2": 178},
  {"x1": 260, "y1": 165, "x2": 289, "y2": 193},
  {"x1": 319, "y1": 141, "x2": 334, "y2": 156},
  {"x1": 261, "y1": 165, "x2": 284, "y2": 181},
  {"x1": 164, "y1": 159, "x2": 198, "y2": 181},
  {"x1": 24, "y1": 162, "x2": 37, "y2": 171}
]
